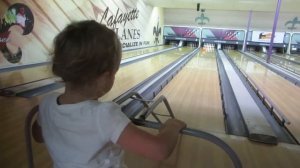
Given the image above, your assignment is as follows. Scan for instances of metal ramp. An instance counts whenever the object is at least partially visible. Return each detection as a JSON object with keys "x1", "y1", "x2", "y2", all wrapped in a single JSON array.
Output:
[
  {"x1": 116, "y1": 91, "x2": 175, "y2": 123},
  {"x1": 116, "y1": 91, "x2": 242, "y2": 168}
]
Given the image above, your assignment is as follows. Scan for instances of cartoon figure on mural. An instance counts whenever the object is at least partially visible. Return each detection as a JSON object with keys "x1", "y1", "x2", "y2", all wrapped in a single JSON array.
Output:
[
  {"x1": 153, "y1": 19, "x2": 161, "y2": 45},
  {"x1": 0, "y1": 3, "x2": 34, "y2": 64},
  {"x1": 285, "y1": 17, "x2": 300, "y2": 31}
]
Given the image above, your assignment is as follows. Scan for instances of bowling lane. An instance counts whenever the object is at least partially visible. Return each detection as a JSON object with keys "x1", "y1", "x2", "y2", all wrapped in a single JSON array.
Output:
[
  {"x1": 251, "y1": 52, "x2": 300, "y2": 75},
  {"x1": 150, "y1": 51, "x2": 224, "y2": 133},
  {"x1": 274, "y1": 54, "x2": 300, "y2": 74},
  {"x1": 122, "y1": 45, "x2": 172, "y2": 59},
  {"x1": 226, "y1": 50, "x2": 300, "y2": 142},
  {"x1": 101, "y1": 47, "x2": 194, "y2": 101},
  {"x1": 276, "y1": 54, "x2": 300, "y2": 62},
  {"x1": 0, "y1": 46, "x2": 172, "y2": 90},
  {"x1": 52, "y1": 47, "x2": 195, "y2": 100},
  {"x1": 0, "y1": 65, "x2": 54, "y2": 89}
]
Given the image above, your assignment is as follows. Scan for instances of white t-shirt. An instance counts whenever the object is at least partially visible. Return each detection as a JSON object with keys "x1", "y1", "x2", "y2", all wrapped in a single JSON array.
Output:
[{"x1": 38, "y1": 92, "x2": 130, "y2": 168}]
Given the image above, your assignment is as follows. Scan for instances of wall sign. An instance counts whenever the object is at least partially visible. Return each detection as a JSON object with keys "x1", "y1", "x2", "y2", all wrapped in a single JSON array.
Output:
[
  {"x1": 195, "y1": 9, "x2": 209, "y2": 26},
  {"x1": 285, "y1": 17, "x2": 300, "y2": 31},
  {"x1": 153, "y1": 20, "x2": 161, "y2": 45},
  {"x1": 251, "y1": 31, "x2": 285, "y2": 43},
  {"x1": 91, "y1": 0, "x2": 151, "y2": 49}
]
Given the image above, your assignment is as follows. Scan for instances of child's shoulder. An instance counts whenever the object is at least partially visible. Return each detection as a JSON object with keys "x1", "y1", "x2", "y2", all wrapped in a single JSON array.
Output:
[
  {"x1": 92, "y1": 101, "x2": 121, "y2": 113},
  {"x1": 91, "y1": 101, "x2": 128, "y2": 121}
]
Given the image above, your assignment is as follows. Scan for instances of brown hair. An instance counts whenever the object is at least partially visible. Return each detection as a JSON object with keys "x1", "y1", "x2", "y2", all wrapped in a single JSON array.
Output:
[{"x1": 52, "y1": 20, "x2": 121, "y2": 86}]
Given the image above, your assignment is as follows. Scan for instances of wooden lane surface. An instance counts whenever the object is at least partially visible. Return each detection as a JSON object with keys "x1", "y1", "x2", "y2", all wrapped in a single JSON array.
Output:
[
  {"x1": 150, "y1": 50, "x2": 225, "y2": 133},
  {"x1": 0, "y1": 47, "x2": 194, "y2": 167},
  {"x1": 277, "y1": 54, "x2": 300, "y2": 62},
  {"x1": 124, "y1": 127, "x2": 300, "y2": 168},
  {"x1": 0, "y1": 96, "x2": 52, "y2": 168},
  {"x1": 273, "y1": 53, "x2": 300, "y2": 74},
  {"x1": 0, "y1": 46, "x2": 171, "y2": 90},
  {"x1": 122, "y1": 45, "x2": 172, "y2": 59},
  {"x1": 0, "y1": 65, "x2": 53, "y2": 89},
  {"x1": 227, "y1": 50, "x2": 300, "y2": 142},
  {"x1": 102, "y1": 47, "x2": 194, "y2": 101},
  {"x1": 252, "y1": 52, "x2": 300, "y2": 74},
  {"x1": 48, "y1": 47, "x2": 195, "y2": 101}
]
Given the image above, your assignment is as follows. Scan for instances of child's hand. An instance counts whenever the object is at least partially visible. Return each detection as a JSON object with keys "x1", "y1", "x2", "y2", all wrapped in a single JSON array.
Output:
[{"x1": 118, "y1": 119, "x2": 186, "y2": 160}]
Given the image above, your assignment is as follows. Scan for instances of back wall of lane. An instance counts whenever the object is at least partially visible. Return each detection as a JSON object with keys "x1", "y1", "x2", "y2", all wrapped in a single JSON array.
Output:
[{"x1": 164, "y1": 8, "x2": 300, "y2": 32}]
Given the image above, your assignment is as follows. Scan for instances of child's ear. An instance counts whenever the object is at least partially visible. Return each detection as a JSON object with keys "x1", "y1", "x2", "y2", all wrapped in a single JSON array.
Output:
[
  {"x1": 101, "y1": 71, "x2": 114, "y2": 79},
  {"x1": 103, "y1": 71, "x2": 110, "y2": 76},
  {"x1": 109, "y1": 69, "x2": 118, "y2": 76}
]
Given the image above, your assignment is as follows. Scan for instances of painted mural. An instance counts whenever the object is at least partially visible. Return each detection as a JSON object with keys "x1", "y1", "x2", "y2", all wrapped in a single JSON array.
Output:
[
  {"x1": 0, "y1": 3, "x2": 34, "y2": 64},
  {"x1": 201, "y1": 28, "x2": 245, "y2": 41},
  {"x1": 0, "y1": 0, "x2": 164, "y2": 68},
  {"x1": 163, "y1": 26, "x2": 201, "y2": 38},
  {"x1": 153, "y1": 20, "x2": 162, "y2": 45}
]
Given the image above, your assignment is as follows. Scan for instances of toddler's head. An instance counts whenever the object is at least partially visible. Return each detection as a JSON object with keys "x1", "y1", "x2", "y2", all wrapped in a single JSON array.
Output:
[{"x1": 52, "y1": 20, "x2": 121, "y2": 95}]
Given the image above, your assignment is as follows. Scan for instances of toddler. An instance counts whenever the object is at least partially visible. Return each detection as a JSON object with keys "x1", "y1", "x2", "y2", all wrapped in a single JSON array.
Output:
[{"x1": 37, "y1": 20, "x2": 186, "y2": 168}]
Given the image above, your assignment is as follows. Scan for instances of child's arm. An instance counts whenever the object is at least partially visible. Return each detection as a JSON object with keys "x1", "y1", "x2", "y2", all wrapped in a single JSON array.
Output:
[{"x1": 117, "y1": 118, "x2": 186, "y2": 161}]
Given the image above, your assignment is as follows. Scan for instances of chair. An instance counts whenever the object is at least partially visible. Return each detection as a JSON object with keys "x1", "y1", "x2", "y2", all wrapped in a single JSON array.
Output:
[{"x1": 24, "y1": 105, "x2": 40, "y2": 168}]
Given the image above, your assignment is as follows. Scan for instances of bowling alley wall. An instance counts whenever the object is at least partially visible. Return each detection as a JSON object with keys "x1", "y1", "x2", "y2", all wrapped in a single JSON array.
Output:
[
  {"x1": 165, "y1": 8, "x2": 299, "y2": 32},
  {"x1": 0, "y1": 0, "x2": 164, "y2": 68}
]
